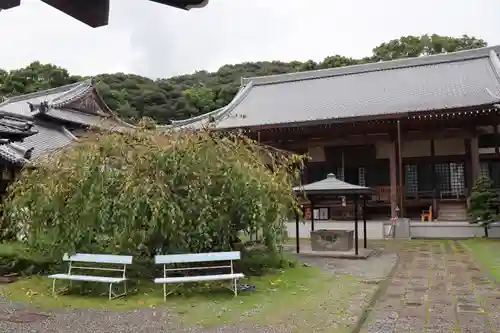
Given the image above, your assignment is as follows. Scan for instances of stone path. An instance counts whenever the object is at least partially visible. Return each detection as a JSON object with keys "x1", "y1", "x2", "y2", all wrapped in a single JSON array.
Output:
[{"x1": 360, "y1": 241, "x2": 500, "y2": 333}]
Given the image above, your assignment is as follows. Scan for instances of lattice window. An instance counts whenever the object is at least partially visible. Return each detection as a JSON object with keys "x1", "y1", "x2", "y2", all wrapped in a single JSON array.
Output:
[
  {"x1": 435, "y1": 163, "x2": 451, "y2": 194},
  {"x1": 450, "y1": 162, "x2": 465, "y2": 197},
  {"x1": 337, "y1": 167, "x2": 344, "y2": 181},
  {"x1": 405, "y1": 164, "x2": 418, "y2": 196},
  {"x1": 480, "y1": 162, "x2": 490, "y2": 179},
  {"x1": 358, "y1": 167, "x2": 366, "y2": 186}
]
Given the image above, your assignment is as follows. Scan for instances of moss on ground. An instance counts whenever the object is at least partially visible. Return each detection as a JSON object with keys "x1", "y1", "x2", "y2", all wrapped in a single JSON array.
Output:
[
  {"x1": 462, "y1": 238, "x2": 500, "y2": 281},
  {"x1": 1, "y1": 265, "x2": 369, "y2": 331}
]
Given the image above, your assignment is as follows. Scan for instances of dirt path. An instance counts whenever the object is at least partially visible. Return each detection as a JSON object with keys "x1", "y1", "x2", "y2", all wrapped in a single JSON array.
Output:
[{"x1": 360, "y1": 241, "x2": 500, "y2": 333}]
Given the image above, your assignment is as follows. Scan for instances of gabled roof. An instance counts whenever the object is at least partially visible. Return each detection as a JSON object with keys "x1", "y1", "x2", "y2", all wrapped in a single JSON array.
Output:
[
  {"x1": 177, "y1": 45, "x2": 500, "y2": 130},
  {"x1": 0, "y1": 79, "x2": 135, "y2": 165}
]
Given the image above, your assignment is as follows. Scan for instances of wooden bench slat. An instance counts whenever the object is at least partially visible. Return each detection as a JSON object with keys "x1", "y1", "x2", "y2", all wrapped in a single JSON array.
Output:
[
  {"x1": 155, "y1": 251, "x2": 240, "y2": 264},
  {"x1": 154, "y1": 273, "x2": 244, "y2": 284},
  {"x1": 48, "y1": 274, "x2": 126, "y2": 284},
  {"x1": 154, "y1": 251, "x2": 244, "y2": 299},
  {"x1": 63, "y1": 253, "x2": 133, "y2": 265}
]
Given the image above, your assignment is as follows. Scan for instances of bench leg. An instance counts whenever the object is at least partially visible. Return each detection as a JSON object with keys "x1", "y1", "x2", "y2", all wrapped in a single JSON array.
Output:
[
  {"x1": 233, "y1": 279, "x2": 237, "y2": 297},
  {"x1": 107, "y1": 282, "x2": 128, "y2": 300},
  {"x1": 163, "y1": 284, "x2": 166, "y2": 302},
  {"x1": 52, "y1": 279, "x2": 56, "y2": 294},
  {"x1": 109, "y1": 283, "x2": 113, "y2": 300}
]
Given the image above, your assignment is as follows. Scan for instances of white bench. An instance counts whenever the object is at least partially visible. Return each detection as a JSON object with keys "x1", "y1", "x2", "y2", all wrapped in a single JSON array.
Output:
[
  {"x1": 48, "y1": 253, "x2": 133, "y2": 300},
  {"x1": 154, "y1": 251, "x2": 244, "y2": 300}
]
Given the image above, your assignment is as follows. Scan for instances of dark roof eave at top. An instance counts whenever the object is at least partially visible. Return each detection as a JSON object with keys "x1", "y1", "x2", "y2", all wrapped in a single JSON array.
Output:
[{"x1": 214, "y1": 102, "x2": 499, "y2": 132}]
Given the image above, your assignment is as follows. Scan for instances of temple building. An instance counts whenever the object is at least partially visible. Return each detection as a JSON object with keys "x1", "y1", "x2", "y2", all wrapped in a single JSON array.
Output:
[
  {"x1": 175, "y1": 45, "x2": 500, "y2": 225},
  {"x1": 0, "y1": 79, "x2": 133, "y2": 196}
]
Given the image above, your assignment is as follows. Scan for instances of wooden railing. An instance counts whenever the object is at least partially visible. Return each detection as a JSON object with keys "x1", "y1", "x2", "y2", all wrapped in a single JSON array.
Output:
[{"x1": 371, "y1": 186, "x2": 467, "y2": 202}]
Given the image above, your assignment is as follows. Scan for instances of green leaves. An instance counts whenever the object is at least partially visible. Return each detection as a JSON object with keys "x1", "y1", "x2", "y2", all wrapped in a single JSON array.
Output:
[
  {"x1": 468, "y1": 176, "x2": 498, "y2": 227},
  {"x1": 1, "y1": 129, "x2": 303, "y2": 266}
]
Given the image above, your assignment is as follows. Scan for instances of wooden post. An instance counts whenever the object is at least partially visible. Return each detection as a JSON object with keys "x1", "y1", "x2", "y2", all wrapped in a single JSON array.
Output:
[
  {"x1": 310, "y1": 201, "x2": 315, "y2": 232},
  {"x1": 389, "y1": 141, "x2": 398, "y2": 216},
  {"x1": 465, "y1": 138, "x2": 473, "y2": 197},
  {"x1": 494, "y1": 124, "x2": 500, "y2": 155},
  {"x1": 354, "y1": 196, "x2": 359, "y2": 255},
  {"x1": 470, "y1": 136, "x2": 480, "y2": 184},
  {"x1": 396, "y1": 120, "x2": 404, "y2": 217},
  {"x1": 295, "y1": 211, "x2": 300, "y2": 253},
  {"x1": 430, "y1": 139, "x2": 437, "y2": 220},
  {"x1": 362, "y1": 196, "x2": 367, "y2": 249}
]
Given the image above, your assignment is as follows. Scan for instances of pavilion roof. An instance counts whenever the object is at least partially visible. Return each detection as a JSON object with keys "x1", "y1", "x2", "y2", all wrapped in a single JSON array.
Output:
[{"x1": 293, "y1": 173, "x2": 375, "y2": 197}]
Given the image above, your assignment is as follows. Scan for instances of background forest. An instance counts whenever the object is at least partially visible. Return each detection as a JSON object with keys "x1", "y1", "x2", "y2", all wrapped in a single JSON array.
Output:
[{"x1": 0, "y1": 34, "x2": 487, "y2": 125}]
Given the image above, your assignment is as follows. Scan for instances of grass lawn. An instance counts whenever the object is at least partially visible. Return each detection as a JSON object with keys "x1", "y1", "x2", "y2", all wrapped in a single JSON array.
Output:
[
  {"x1": 0, "y1": 265, "x2": 368, "y2": 331},
  {"x1": 462, "y1": 238, "x2": 500, "y2": 281}
]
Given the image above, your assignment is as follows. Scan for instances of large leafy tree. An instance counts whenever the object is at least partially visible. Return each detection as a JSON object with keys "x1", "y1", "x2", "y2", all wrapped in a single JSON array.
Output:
[
  {"x1": 371, "y1": 34, "x2": 487, "y2": 61},
  {"x1": 0, "y1": 34, "x2": 488, "y2": 123},
  {"x1": 1, "y1": 127, "x2": 303, "y2": 262}
]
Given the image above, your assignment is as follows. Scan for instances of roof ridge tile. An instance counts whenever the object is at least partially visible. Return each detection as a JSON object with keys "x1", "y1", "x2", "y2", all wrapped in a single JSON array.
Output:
[
  {"x1": 0, "y1": 81, "x2": 87, "y2": 105},
  {"x1": 242, "y1": 45, "x2": 500, "y2": 86}
]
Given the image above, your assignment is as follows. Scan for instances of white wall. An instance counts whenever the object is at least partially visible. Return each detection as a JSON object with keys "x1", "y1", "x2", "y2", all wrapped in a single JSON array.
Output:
[
  {"x1": 286, "y1": 221, "x2": 500, "y2": 239},
  {"x1": 409, "y1": 222, "x2": 500, "y2": 239},
  {"x1": 286, "y1": 220, "x2": 386, "y2": 239}
]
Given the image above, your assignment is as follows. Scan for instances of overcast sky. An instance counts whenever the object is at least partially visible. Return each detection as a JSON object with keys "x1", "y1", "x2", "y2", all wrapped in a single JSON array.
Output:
[{"x1": 1, "y1": 0, "x2": 499, "y2": 79}]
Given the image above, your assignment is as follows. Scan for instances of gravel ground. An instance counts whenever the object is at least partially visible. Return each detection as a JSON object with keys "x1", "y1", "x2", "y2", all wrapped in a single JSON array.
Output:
[{"x1": 0, "y1": 248, "x2": 397, "y2": 333}]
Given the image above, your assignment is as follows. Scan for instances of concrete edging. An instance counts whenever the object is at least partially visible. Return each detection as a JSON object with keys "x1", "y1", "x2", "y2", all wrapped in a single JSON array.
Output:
[{"x1": 351, "y1": 252, "x2": 401, "y2": 333}]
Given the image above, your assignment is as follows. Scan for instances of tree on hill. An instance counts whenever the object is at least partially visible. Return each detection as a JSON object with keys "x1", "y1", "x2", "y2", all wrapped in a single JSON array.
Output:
[{"x1": 0, "y1": 34, "x2": 488, "y2": 123}]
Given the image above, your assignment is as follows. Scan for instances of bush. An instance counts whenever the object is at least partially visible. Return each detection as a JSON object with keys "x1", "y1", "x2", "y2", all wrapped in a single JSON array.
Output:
[
  {"x1": 468, "y1": 176, "x2": 499, "y2": 238},
  {"x1": 1, "y1": 128, "x2": 304, "y2": 277},
  {"x1": 236, "y1": 247, "x2": 297, "y2": 276},
  {"x1": 0, "y1": 242, "x2": 57, "y2": 276}
]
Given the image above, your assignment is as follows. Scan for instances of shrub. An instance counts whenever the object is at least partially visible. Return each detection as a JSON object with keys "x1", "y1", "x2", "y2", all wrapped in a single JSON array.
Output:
[
  {"x1": 236, "y1": 247, "x2": 297, "y2": 276},
  {"x1": 468, "y1": 176, "x2": 499, "y2": 238},
  {"x1": 0, "y1": 242, "x2": 57, "y2": 276},
  {"x1": 1, "y1": 128, "x2": 304, "y2": 276}
]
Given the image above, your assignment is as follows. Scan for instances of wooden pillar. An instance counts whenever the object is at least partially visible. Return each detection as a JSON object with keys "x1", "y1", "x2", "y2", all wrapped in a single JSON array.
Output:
[
  {"x1": 430, "y1": 139, "x2": 437, "y2": 220},
  {"x1": 465, "y1": 138, "x2": 473, "y2": 197},
  {"x1": 494, "y1": 124, "x2": 499, "y2": 155},
  {"x1": 389, "y1": 141, "x2": 398, "y2": 216},
  {"x1": 470, "y1": 136, "x2": 480, "y2": 184},
  {"x1": 362, "y1": 196, "x2": 367, "y2": 249},
  {"x1": 397, "y1": 121, "x2": 404, "y2": 217},
  {"x1": 354, "y1": 196, "x2": 359, "y2": 255},
  {"x1": 295, "y1": 210, "x2": 300, "y2": 253},
  {"x1": 310, "y1": 201, "x2": 315, "y2": 231}
]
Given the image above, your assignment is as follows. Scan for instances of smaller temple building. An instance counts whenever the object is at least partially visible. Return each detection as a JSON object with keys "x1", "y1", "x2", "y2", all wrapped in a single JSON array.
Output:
[{"x1": 0, "y1": 79, "x2": 134, "y2": 197}]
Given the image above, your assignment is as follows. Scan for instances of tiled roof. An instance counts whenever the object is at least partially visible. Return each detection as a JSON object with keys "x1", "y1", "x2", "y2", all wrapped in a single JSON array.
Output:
[
  {"x1": 45, "y1": 108, "x2": 132, "y2": 132},
  {"x1": 0, "y1": 116, "x2": 35, "y2": 135},
  {"x1": 19, "y1": 124, "x2": 76, "y2": 159},
  {"x1": 178, "y1": 46, "x2": 500, "y2": 129},
  {"x1": 0, "y1": 80, "x2": 92, "y2": 118},
  {"x1": 0, "y1": 144, "x2": 29, "y2": 165},
  {"x1": 0, "y1": 79, "x2": 135, "y2": 164}
]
